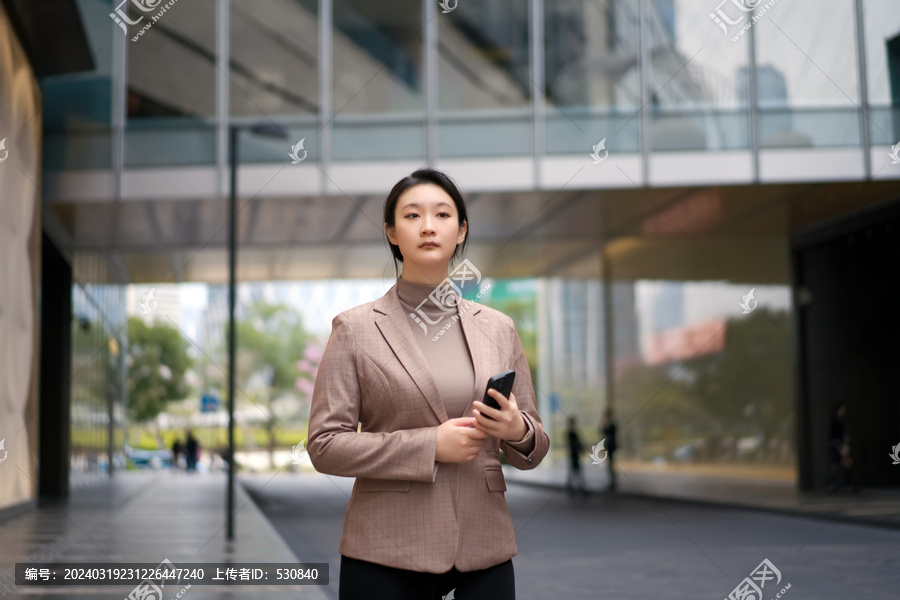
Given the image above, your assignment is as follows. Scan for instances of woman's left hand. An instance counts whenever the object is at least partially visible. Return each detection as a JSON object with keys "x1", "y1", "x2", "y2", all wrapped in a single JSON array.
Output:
[{"x1": 472, "y1": 389, "x2": 528, "y2": 442}]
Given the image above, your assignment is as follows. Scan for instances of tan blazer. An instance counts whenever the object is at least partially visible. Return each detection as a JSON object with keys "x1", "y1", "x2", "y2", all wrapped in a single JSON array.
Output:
[{"x1": 307, "y1": 283, "x2": 550, "y2": 573}]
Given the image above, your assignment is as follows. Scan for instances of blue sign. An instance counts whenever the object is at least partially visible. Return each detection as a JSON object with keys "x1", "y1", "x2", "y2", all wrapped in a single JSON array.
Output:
[
  {"x1": 201, "y1": 395, "x2": 218, "y2": 413},
  {"x1": 549, "y1": 393, "x2": 560, "y2": 412}
]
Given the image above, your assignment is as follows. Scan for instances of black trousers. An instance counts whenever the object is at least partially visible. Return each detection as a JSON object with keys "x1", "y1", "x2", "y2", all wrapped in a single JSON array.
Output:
[{"x1": 339, "y1": 555, "x2": 515, "y2": 600}]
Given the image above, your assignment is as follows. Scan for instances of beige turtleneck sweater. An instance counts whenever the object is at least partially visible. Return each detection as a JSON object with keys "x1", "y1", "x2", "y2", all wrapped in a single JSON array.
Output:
[{"x1": 397, "y1": 278, "x2": 475, "y2": 419}]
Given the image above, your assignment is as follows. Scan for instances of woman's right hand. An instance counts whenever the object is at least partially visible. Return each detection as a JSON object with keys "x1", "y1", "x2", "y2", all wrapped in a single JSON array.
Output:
[{"x1": 435, "y1": 417, "x2": 487, "y2": 463}]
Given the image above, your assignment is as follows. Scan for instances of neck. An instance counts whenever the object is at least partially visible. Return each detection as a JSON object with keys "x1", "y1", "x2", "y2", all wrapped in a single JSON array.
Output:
[{"x1": 399, "y1": 264, "x2": 448, "y2": 286}]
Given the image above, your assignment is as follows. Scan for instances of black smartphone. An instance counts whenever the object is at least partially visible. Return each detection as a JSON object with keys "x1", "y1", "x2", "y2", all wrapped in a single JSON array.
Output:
[{"x1": 481, "y1": 370, "x2": 516, "y2": 419}]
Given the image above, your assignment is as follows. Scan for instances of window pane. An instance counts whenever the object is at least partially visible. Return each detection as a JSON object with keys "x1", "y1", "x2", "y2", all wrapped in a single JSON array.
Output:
[
  {"x1": 754, "y1": 0, "x2": 860, "y2": 147},
  {"x1": 127, "y1": 0, "x2": 217, "y2": 119},
  {"x1": 126, "y1": 0, "x2": 218, "y2": 166},
  {"x1": 332, "y1": 0, "x2": 424, "y2": 160},
  {"x1": 437, "y1": 2, "x2": 531, "y2": 111},
  {"x1": 617, "y1": 280, "x2": 795, "y2": 475},
  {"x1": 43, "y1": 0, "x2": 116, "y2": 170},
  {"x1": 648, "y1": 0, "x2": 751, "y2": 151},
  {"x1": 544, "y1": 0, "x2": 642, "y2": 154},
  {"x1": 230, "y1": 0, "x2": 319, "y2": 118},
  {"x1": 438, "y1": 1, "x2": 532, "y2": 157},
  {"x1": 862, "y1": 0, "x2": 900, "y2": 144},
  {"x1": 332, "y1": 0, "x2": 424, "y2": 115}
]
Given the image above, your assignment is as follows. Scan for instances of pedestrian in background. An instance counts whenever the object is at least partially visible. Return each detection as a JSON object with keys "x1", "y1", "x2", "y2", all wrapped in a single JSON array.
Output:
[
  {"x1": 567, "y1": 416, "x2": 587, "y2": 498},
  {"x1": 171, "y1": 437, "x2": 183, "y2": 471},
  {"x1": 828, "y1": 404, "x2": 856, "y2": 493},
  {"x1": 601, "y1": 409, "x2": 618, "y2": 491},
  {"x1": 185, "y1": 430, "x2": 200, "y2": 472}
]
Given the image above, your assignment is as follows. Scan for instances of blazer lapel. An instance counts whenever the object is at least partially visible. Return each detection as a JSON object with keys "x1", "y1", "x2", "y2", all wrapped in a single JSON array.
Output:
[
  {"x1": 458, "y1": 299, "x2": 490, "y2": 415},
  {"x1": 374, "y1": 284, "x2": 448, "y2": 423}
]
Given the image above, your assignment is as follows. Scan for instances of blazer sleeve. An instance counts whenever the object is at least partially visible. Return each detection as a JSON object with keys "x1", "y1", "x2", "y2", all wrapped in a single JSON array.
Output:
[
  {"x1": 307, "y1": 313, "x2": 439, "y2": 482},
  {"x1": 499, "y1": 315, "x2": 550, "y2": 470}
]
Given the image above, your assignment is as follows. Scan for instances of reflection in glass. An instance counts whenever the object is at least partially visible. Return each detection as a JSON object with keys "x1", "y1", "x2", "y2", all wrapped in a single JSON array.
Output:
[
  {"x1": 616, "y1": 281, "x2": 795, "y2": 476},
  {"x1": 862, "y1": 0, "x2": 900, "y2": 144},
  {"x1": 437, "y1": 1, "x2": 531, "y2": 157},
  {"x1": 648, "y1": 0, "x2": 751, "y2": 151},
  {"x1": 544, "y1": 0, "x2": 641, "y2": 153},
  {"x1": 71, "y1": 269, "x2": 127, "y2": 487},
  {"x1": 332, "y1": 0, "x2": 423, "y2": 114},
  {"x1": 331, "y1": 0, "x2": 424, "y2": 160},
  {"x1": 42, "y1": 0, "x2": 116, "y2": 170},
  {"x1": 126, "y1": 0, "x2": 217, "y2": 120},
  {"x1": 125, "y1": 0, "x2": 218, "y2": 166},
  {"x1": 754, "y1": 0, "x2": 860, "y2": 148},
  {"x1": 437, "y1": 2, "x2": 530, "y2": 110},
  {"x1": 230, "y1": 0, "x2": 319, "y2": 117}
]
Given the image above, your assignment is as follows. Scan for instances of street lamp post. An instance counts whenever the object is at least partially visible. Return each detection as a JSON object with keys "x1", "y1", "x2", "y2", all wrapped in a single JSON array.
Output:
[{"x1": 227, "y1": 122, "x2": 287, "y2": 541}]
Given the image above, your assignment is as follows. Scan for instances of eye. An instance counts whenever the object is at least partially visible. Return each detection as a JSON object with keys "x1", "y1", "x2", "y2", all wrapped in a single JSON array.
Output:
[
  {"x1": 438, "y1": 212, "x2": 452, "y2": 218},
  {"x1": 404, "y1": 212, "x2": 419, "y2": 219}
]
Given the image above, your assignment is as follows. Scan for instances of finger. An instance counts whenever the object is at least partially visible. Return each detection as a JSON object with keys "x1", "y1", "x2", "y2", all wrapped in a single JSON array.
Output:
[
  {"x1": 448, "y1": 417, "x2": 478, "y2": 427},
  {"x1": 473, "y1": 401, "x2": 502, "y2": 420},
  {"x1": 471, "y1": 417, "x2": 500, "y2": 437},
  {"x1": 464, "y1": 426, "x2": 488, "y2": 439},
  {"x1": 466, "y1": 426, "x2": 491, "y2": 440},
  {"x1": 472, "y1": 411, "x2": 506, "y2": 436},
  {"x1": 487, "y1": 388, "x2": 510, "y2": 407}
]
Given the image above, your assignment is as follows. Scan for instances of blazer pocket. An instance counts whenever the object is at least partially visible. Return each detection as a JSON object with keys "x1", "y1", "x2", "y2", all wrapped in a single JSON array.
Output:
[
  {"x1": 357, "y1": 478, "x2": 411, "y2": 493},
  {"x1": 483, "y1": 467, "x2": 507, "y2": 493}
]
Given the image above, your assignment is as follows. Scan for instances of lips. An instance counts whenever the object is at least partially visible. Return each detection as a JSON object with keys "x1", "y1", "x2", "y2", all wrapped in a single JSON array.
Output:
[{"x1": 420, "y1": 242, "x2": 439, "y2": 248}]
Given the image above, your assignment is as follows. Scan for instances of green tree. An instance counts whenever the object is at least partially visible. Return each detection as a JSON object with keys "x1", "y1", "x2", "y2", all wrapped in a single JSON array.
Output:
[
  {"x1": 233, "y1": 301, "x2": 312, "y2": 467},
  {"x1": 685, "y1": 307, "x2": 793, "y2": 458},
  {"x1": 127, "y1": 319, "x2": 193, "y2": 428}
]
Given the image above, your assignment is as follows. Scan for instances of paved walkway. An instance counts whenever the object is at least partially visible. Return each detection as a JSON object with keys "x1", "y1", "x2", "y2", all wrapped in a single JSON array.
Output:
[
  {"x1": 0, "y1": 471, "x2": 329, "y2": 600},
  {"x1": 504, "y1": 462, "x2": 900, "y2": 529},
  {"x1": 245, "y1": 471, "x2": 900, "y2": 600},
  {"x1": 2, "y1": 466, "x2": 897, "y2": 599}
]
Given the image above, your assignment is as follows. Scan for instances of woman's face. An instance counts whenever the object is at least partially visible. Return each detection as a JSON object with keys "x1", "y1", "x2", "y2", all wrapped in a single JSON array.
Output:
[{"x1": 385, "y1": 183, "x2": 467, "y2": 273}]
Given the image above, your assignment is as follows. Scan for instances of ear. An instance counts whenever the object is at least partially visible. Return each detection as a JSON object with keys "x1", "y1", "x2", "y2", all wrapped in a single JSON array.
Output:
[
  {"x1": 384, "y1": 223, "x2": 398, "y2": 246},
  {"x1": 457, "y1": 220, "x2": 467, "y2": 245}
]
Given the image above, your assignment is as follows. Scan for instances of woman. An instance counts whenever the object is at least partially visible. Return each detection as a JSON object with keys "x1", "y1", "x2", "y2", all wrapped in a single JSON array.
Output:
[{"x1": 308, "y1": 168, "x2": 550, "y2": 600}]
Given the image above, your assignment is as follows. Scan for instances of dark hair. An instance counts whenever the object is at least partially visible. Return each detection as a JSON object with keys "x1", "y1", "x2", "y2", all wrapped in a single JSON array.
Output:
[{"x1": 383, "y1": 168, "x2": 469, "y2": 276}]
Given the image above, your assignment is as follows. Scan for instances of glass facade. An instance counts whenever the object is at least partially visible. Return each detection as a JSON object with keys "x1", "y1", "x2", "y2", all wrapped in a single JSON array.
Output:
[
  {"x1": 70, "y1": 259, "x2": 128, "y2": 487},
  {"x1": 863, "y1": 0, "x2": 900, "y2": 144},
  {"x1": 332, "y1": 0, "x2": 425, "y2": 160},
  {"x1": 754, "y1": 0, "x2": 861, "y2": 148},
  {"x1": 544, "y1": 0, "x2": 642, "y2": 154},
  {"x1": 42, "y1": 0, "x2": 116, "y2": 171},
  {"x1": 230, "y1": 0, "x2": 319, "y2": 118},
  {"x1": 649, "y1": 0, "x2": 751, "y2": 151},
  {"x1": 615, "y1": 280, "x2": 794, "y2": 474},
  {"x1": 438, "y1": 1, "x2": 532, "y2": 157},
  {"x1": 537, "y1": 276, "x2": 795, "y2": 477},
  {"x1": 30, "y1": 0, "x2": 899, "y2": 498},
  {"x1": 40, "y1": 0, "x2": 900, "y2": 173},
  {"x1": 125, "y1": 0, "x2": 218, "y2": 167}
]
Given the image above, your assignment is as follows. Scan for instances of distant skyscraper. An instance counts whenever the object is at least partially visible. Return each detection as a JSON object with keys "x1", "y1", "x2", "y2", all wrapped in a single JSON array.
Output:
[
  {"x1": 650, "y1": 280, "x2": 685, "y2": 333},
  {"x1": 739, "y1": 64, "x2": 792, "y2": 146}
]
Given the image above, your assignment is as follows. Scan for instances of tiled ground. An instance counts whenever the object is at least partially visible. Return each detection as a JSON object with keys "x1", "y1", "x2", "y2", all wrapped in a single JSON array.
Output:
[
  {"x1": 247, "y1": 471, "x2": 900, "y2": 600},
  {"x1": 0, "y1": 472, "x2": 329, "y2": 600}
]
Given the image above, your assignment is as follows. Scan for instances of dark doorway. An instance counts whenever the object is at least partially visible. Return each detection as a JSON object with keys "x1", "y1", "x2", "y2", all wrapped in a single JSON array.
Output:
[
  {"x1": 793, "y1": 200, "x2": 900, "y2": 491},
  {"x1": 39, "y1": 232, "x2": 73, "y2": 500},
  {"x1": 888, "y1": 33, "x2": 900, "y2": 141}
]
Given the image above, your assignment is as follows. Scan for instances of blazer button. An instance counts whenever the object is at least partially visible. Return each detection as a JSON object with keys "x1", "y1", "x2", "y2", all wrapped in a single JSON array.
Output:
[{"x1": 526, "y1": 458, "x2": 533, "y2": 465}]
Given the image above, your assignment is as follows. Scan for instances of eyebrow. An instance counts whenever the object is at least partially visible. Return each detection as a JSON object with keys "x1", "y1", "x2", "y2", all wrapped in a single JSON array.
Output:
[{"x1": 401, "y1": 202, "x2": 453, "y2": 210}]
